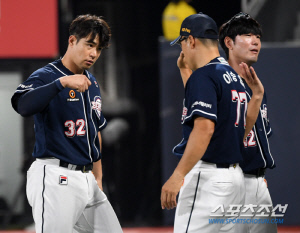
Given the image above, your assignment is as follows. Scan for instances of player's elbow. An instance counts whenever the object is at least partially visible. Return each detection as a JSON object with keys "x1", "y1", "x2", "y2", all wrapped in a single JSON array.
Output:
[{"x1": 17, "y1": 105, "x2": 33, "y2": 117}]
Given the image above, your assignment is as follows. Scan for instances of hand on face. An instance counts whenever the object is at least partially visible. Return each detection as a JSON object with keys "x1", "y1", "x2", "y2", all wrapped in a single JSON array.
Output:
[
  {"x1": 60, "y1": 74, "x2": 92, "y2": 92},
  {"x1": 177, "y1": 51, "x2": 190, "y2": 70}
]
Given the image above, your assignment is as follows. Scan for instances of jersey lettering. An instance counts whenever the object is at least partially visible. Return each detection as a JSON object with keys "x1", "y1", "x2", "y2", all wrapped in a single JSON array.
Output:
[
  {"x1": 64, "y1": 119, "x2": 86, "y2": 137},
  {"x1": 231, "y1": 90, "x2": 247, "y2": 128},
  {"x1": 223, "y1": 71, "x2": 245, "y2": 88}
]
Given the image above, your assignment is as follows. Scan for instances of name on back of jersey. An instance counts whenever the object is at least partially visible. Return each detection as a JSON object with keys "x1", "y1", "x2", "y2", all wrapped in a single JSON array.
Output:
[{"x1": 223, "y1": 71, "x2": 245, "y2": 88}]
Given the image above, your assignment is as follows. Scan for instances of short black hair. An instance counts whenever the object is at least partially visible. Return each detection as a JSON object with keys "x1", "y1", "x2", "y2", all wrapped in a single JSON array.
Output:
[
  {"x1": 69, "y1": 14, "x2": 111, "y2": 49},
  {"x1": 219, "y1": 13, "x2": 262, "y2": 59}
]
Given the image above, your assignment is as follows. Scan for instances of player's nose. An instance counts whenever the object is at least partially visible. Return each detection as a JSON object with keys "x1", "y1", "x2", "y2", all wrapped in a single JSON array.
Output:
[
  {"x1": 90, "y1": 48, "x2": 97, "y2": 59},
  {"x1": 251, "y1": 36, "x2": 259, "y2": 45}
]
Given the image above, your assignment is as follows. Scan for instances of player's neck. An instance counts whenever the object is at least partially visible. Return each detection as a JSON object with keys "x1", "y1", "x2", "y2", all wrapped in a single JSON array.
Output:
[
  {"x1": 193, "y1": 47, "x2": 220, "y2": 70},
  {"x1": 228, "y1": 58, "x2": 242, "y2": 76},
  {"x1": 61, "y1": 54, "x2": 84, "y2": 74}
]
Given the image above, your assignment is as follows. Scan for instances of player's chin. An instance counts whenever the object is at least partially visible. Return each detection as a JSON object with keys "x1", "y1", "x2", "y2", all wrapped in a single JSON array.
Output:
[
  {"x1": 82, "y1": 64, "x2": 93, "y2": 70},
  {"x1": 248, "y1": 56, "x2": 258, "y2": 64}
]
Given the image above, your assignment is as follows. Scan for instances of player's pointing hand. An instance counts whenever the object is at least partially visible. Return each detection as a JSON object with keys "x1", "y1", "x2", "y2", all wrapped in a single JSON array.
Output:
[{"x1": 59, "y1": 74, "x2": 92, "y2": 92}]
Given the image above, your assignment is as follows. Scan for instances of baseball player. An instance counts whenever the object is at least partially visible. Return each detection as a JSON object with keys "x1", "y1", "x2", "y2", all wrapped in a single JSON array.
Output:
[
  {"x1": 219, "y1": 12, "x2": 277, "y2": 232},
  {"x1": 11, "y1": 15, "x2": 123, "y2": 233},
  {"x1": 160, "y1": 13, "x2": 264, "y2": 233}
]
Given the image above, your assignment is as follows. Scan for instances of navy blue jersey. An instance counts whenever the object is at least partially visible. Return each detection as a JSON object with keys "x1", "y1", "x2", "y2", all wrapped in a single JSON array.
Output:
[
  {"x1": 240, "y1": 84, "x2": 276, "y2": 172},
  {"x1": 173, "y1": 57, "x2": 247, "y2": 164},
  {"x1": 13, "y1": 59, "x2": 107, "y2": 165}
]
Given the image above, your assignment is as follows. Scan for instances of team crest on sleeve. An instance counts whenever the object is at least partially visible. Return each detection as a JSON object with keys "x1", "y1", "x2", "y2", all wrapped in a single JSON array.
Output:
[
  {"x1": 91, "y1": 96, "x2": 102, "y2": 119},
  {"x1": 182, "y1": 107, "x2": 187, "y2": 121}
]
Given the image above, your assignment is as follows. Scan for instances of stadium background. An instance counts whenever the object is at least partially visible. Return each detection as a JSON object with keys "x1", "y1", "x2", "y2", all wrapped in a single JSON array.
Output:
[{"x1": 0, "y1": 0, "x2": 299, "y2": 231}]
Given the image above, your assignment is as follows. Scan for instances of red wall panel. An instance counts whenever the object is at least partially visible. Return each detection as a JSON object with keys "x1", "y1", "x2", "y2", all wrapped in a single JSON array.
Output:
[{"x1": 0, "y1": 0, "x2": 58, "y2": 58}]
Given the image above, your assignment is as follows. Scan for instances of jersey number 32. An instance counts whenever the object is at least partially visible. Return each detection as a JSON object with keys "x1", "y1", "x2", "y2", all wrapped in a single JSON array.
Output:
[{"x1": 64, "y1": 119, "x2": 86, "y2": 137}]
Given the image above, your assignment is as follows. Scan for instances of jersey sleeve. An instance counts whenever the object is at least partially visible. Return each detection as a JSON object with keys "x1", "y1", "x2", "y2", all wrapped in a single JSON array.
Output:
[
  {"x1": 14, "y1": 68, "x2": 53, "y2": 94},
  {"x1": 183, "y1": 73, "x2": 218, "y2": 124},
  {"x1": 11, "y1": 68, "x2": 59, "y2": 114}
]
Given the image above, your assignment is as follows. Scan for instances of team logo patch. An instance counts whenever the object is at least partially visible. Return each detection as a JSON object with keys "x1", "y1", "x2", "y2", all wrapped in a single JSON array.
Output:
[
  {"x1": 181, "y1": 107, "x2": 187, "y2": 121},
  {"x1": 67, "y1": 90, "x2": 79, "y2": 102},
  {"x1": 91, "y1": 96, "x2": 102, "y2": 119},
  {"x1": 69, "y1": 90, "x2": 75, "y2": 98},
  {"x1": 217, "y1": 57, "x2": 228, "y2": 64},
  {"x1": 59, "y1": 175, "x2": 68, "y2": 185}
]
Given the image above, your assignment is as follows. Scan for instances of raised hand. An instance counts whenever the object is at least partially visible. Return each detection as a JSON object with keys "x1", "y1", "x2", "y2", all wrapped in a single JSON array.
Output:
[
  {"x1": 60, "y1": 74, "x2": 92, "y2": 92},
  {"x1": 239, "y1": 62, "x2": 264, "y2": 97}
]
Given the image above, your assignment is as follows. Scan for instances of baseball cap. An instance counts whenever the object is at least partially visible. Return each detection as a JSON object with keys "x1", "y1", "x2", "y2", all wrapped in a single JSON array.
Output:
[{"x1": 170, "y1": 12, "x2": 219, "y2": 46}]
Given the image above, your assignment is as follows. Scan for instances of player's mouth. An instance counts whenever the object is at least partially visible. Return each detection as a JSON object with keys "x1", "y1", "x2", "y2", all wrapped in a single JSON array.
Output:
[
  {"x1": 250, "y1": 49, "x2": 259, "y2": 54},
  {"x1": 85, "y1": 60, "x2": 94, "y2": 65}
]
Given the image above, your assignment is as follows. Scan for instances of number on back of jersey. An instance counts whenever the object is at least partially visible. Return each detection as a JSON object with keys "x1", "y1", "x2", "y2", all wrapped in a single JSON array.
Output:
[
  {"x1": 231, "y1": 90, "x2": 247, "y2": 128},
  {"x1": 244, "y1": 130, "x2": 256, "y2": 147}
]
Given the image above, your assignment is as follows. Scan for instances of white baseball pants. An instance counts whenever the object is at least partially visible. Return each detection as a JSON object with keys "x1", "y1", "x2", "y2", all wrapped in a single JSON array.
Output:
[
  {"x1": 174, "y1": 160, "x2": 245, "y2": 233},
  {"x1": 26, "y1": 158, "x2": 123, "y2": 233}
]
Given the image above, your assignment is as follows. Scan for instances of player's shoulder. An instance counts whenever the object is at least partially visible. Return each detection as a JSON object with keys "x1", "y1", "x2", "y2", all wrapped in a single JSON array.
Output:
[
  {"x1": 189, "y1": 57, "x2": 230, "y2": 82},
  {"x1": 205, "y1": 57, "x2": 236, "y2": 74},
  {"x1": 29, "y1": 60, "x2": 60, "y2": 80}
]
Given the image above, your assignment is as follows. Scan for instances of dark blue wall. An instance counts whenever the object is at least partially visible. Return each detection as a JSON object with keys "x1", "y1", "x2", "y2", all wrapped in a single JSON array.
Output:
[{"x1": 159, "y1": 40, "x2": 300, "y2": 225}]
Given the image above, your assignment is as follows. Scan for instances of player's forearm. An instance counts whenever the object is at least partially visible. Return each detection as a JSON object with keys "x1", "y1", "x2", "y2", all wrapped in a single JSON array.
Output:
[
  {"x1": 16, "y1": 79, "x2": 63, "y2": 117},
  {"x1": 92, "y1": 159, "x2": 103, "y2": 179},
  {"x1": 244, "y1": 95, "x2": 263, "y2": 140},
  {"x1": 173, "y1": 118, "x2": 214, "y2": 179}
]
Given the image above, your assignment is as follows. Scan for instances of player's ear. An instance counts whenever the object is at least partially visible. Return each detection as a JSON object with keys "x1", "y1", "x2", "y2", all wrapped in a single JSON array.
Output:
[
  {"x1": 224, "y1": 36, "x2": 233, "y2": 50},
  {"x1": 69, "y1": 35, "x2": 77, "y2": 47},
  {"x1": 188, "y1": 35, "x2": 196, "y2": 48}
]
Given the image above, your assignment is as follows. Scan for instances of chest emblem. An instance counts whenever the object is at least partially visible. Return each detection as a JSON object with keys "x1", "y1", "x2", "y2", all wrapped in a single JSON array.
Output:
[
  {"x1": 182, "y1": 107, "x2": 187, "y2": 121},
  {"x1": 261, "y1": 104, "x2": 269, "y2": 125},
  {"x1": 67, "y1": 90, "x2": 79, "y2": 102},
  {"x1": 91, "y1": 96, "x2": 102, "y2": 119}
]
